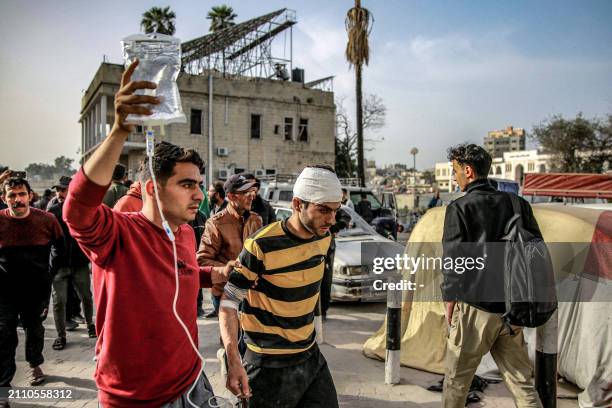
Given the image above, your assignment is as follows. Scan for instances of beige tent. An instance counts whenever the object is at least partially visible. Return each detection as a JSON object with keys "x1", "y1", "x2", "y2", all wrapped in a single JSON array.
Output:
[{"x1": 363, "y1": 205, "x2": 612, "y2": 407}]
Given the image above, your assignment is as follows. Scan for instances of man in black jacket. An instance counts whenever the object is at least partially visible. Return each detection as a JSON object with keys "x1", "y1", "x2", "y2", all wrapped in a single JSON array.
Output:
[
  {"x1": 242, "y1": 174, "x2": 276, "y2": 226},
  {"x1": 48, "y1": 176, "x2": 96, "y2": 351},
  {"x1": 208, "y1": 181, "x2": 228, "y2": 216},
  {"x1": 441, "y1": 144, "x2": 542, "y2": 408}
]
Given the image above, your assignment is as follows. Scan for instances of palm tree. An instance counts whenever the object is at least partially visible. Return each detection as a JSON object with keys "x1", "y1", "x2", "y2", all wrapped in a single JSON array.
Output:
[
  {"x1": 207, "y1": 5, "x2": 237, "y2": 32},
  {"x1": 345, "y1": 0, "x2": 373, "y2": 187},
  {"x1": 140, "y1": 6, "x2": 176, "y2": 36},
  {"x1": 206, "y1": 5, "x2": 237, "y2": 77}
]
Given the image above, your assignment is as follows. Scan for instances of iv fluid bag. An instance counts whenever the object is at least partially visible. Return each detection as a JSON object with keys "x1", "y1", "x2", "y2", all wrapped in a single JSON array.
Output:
[{"x1": 121, "y1": 33, "x2": 186, "y2": 126}]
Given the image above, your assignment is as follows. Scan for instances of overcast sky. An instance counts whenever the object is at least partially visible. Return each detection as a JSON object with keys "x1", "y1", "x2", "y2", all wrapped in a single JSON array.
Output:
[{"x1": 1, "y1": 0, "x2": 611, "y2": 171}]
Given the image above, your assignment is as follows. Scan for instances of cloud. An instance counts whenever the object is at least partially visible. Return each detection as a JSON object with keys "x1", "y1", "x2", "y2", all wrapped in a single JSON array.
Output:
[
  {"x1": 289, "y1": 21, "x2": 612, "y2": 168},
  {"x1": 293, "y1": 17, "x2": 354, "y2": 94},
  {"x1": 409, "y1": 34, "x2": 480, "y2": 64}
]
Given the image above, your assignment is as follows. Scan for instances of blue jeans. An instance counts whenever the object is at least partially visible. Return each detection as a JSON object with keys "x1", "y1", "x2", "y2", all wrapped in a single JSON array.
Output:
[{"x1": 211, "y1": 295, "x2": 221, "y2": 313}]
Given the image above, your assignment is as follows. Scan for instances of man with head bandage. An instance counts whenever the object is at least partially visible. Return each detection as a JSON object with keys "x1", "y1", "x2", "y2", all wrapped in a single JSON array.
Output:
[{"x1": 219, "y1": 165, "x2": 341, "y2": 407}]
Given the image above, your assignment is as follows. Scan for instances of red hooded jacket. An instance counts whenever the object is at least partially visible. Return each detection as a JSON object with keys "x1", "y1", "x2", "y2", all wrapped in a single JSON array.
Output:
[{"x1": 113, "y1": 181, "x2": 142, "y2": 212}]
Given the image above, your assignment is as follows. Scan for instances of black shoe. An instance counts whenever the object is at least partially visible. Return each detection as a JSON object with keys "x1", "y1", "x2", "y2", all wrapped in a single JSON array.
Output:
[
  {"x1": 52, "y1": 336, "x2": 67, "y2": 350},
  {"x1": 72, "y1": 314, "x2": 85, "y2": 324},
  {"x1": 87, "y1": 324, "x2": 97, "y2": 338},
  {"x1": 65, "y1": 319, "x2": 78, "y2": 331},
  {"x1": 205, "y1": 310, "x2": 218, "y2": 319},
  {"x1": 197, "y1": 308, "x2": 206, "y2": 318}
]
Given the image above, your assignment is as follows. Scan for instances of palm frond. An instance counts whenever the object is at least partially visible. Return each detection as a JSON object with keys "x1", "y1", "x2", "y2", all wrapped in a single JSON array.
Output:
[
  {"x1": 141, "y1": 6, "x2": 176, "y2": 35},
  {"x1": 206, "y1": 4, "x2": 237, "y2": 32},
  {"x1": 345, "y1": 2, "x2": 373, "y2": 67}
]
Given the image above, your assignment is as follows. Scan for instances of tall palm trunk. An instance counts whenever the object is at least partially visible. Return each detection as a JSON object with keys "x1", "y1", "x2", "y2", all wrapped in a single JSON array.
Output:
[
  {"x1": 345, "y1": 0, "x2": 372, "y2": 187},
  {"x1": 356, "y1": 64, "x2": 365, "y2": 186}
]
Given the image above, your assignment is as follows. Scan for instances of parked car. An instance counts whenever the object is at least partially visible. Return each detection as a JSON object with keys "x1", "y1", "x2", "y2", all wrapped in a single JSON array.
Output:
[
  {"x1": 259, "y1": 181, "x2": 295, "y2": 203},
  {"x1": 272, "y1": 203, "x2": 404, "y2": 301},
  {"x1": 262, "y1": 178, "x2": 399, "y2": 237}
]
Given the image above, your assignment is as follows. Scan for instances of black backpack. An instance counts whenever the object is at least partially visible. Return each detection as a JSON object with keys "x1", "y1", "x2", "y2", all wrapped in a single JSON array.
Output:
[{"x1": 501, "y1": 193, "x2": 557, "y2": 327}]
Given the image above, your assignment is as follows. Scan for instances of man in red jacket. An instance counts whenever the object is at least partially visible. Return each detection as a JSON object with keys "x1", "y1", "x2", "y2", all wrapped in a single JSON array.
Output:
[
  {"x1": 63, "y1": 60, "x2": 229, "y2": 408},
  {"x1": 113, "y1": 180, "x2": 141, "y2": 212}
]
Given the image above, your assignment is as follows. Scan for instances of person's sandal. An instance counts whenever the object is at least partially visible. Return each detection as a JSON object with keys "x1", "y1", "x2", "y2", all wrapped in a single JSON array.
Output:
[
  {"x1": 29, "y1": 366, "x2": 46, "y2": 386},
  {"x1": 52, "y1": 336, "x2": 66, "y2": 350}
]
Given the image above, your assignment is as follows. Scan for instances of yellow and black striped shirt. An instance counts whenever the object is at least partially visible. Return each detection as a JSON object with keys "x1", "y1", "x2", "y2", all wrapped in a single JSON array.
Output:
[{"x1": 228, "y1": 220, "x2": 331, "y2": 365}]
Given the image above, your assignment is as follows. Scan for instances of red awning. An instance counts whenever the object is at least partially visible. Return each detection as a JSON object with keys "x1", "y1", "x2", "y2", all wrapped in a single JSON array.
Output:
[{"x1": 522, "y1": 173, "x2": 612, "y2": 199}]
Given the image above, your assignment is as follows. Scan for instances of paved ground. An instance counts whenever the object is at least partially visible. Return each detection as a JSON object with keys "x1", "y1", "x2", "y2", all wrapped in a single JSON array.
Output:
[{"x1": 8, "y1": 293, "x2": 579, "y2": 407}]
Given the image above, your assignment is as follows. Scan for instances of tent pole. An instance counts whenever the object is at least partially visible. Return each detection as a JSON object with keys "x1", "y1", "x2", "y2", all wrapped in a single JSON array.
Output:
[{"x1": 385, "y1": 273, "x2": 401, "y2": 384}]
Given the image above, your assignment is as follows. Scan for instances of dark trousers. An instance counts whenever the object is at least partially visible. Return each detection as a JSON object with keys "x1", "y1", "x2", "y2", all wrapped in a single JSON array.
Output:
[
  {"x1": 52, "y1": 266, "x2": 94, "y2": 337},
  {"x1": 197, "y1": 289, "x2": 204, "y2": 311},
  {"x1": 0, "y1": 295, "x2": 46, "y2": 387},
  {"x1": 211, "y1": 294, "x2": 221, "y2": 313},
  {"x1": 65, "y1": 277, "x2": 82, "y2": 319},
  {"x1": 246, "y1": 349, "x2": 338, "y2": 408}
]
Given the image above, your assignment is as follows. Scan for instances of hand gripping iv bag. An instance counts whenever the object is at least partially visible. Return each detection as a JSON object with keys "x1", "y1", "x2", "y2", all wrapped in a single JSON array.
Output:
[{"x1": 121, "y1": 33, "x2": 186, "y2": 126}]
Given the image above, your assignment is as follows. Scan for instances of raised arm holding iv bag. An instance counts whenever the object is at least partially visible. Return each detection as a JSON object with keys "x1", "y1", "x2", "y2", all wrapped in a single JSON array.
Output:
[
  {"x1": 121, "y1": 33, "x2": 185, "y2": 126},
  {"x1": 121, "y1": 36, "x2": 238, "y2": 408}
]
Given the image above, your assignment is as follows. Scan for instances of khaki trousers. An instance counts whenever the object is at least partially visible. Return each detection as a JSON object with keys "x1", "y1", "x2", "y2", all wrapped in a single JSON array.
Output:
[{"x1": 443, "y1": 302, "x2": 542, "y2": 408}]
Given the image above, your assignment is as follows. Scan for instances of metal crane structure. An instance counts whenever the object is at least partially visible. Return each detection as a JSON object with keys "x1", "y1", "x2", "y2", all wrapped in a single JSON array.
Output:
[{"x1": 181, "y1": 8, "x2": 297, "y2": 80}]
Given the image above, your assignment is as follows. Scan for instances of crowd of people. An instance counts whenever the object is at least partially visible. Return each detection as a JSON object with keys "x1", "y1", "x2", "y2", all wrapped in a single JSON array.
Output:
[{"x1": 0, "y1": 59, "x2": 546, "y2": 408}]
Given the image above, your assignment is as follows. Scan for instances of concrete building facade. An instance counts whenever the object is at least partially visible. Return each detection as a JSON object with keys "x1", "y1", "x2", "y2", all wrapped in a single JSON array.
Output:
[
  {"x1": 434, "y1": 161, "x2": 456, "y2": 192},
  {"x1": 484, "y1": 126, "x2": 526, "y2": 158},
  {"x1": 80, "y1": 63, "x2": 335, "y2": 181}
]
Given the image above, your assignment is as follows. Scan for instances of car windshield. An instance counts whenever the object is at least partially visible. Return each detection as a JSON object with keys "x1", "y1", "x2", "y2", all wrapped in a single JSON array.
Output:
[
  {"x1": 275, "y1": 208, "x2": 292, "y2": 221},
  {"x1": 350, "y1": 192, "x2": 381, "y2": 210},
  {"x1": 334, "y1": 206, "x2": 378, "y2": 237},
  {"x1": 279, "y1": 190, "x2": 293, "y2": 201}
]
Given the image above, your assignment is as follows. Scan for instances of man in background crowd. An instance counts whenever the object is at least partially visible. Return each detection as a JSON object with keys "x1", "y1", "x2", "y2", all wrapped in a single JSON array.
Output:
[
  {"x1": 208, "y1": 181, "x2": 227, "y2": 216},
  {"x1": 35, "y1": 189, "x2": 54, "y2": 210},
  {"x1": 102, "y1": 164, "x2": 128, "y2": 208},
  {"x1": 0, "y1": 177, "x2": 63, "y2": 393},
  {"x1": 114, "y1": 180, "x2": 142, "y2": 213},
  {"x1": 355, "y1": 193, "x2": 373, "y2": 223},
  {"x1": 341, "y1": 188, "x2": 354, "y2": 210},
  {"x1": 242, "y1": 174, "x2": 276, "y2": 226},
  {"x1": 47, "y1": 176, "x2": 96, "y2": 351},
  {"x1": 197, "y1": 175, "x2": 262, "y2": 319}
]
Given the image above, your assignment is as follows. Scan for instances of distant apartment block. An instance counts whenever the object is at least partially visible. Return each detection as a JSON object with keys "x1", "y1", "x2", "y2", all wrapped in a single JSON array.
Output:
[{"x1": 484, "y1": 126, "x2": 526, "y2": 158}]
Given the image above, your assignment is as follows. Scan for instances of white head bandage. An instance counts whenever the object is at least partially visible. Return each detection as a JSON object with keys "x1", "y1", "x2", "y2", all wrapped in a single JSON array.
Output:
[{"x1": 293, "y1": 167, "x2": 343, "y2": 204}]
